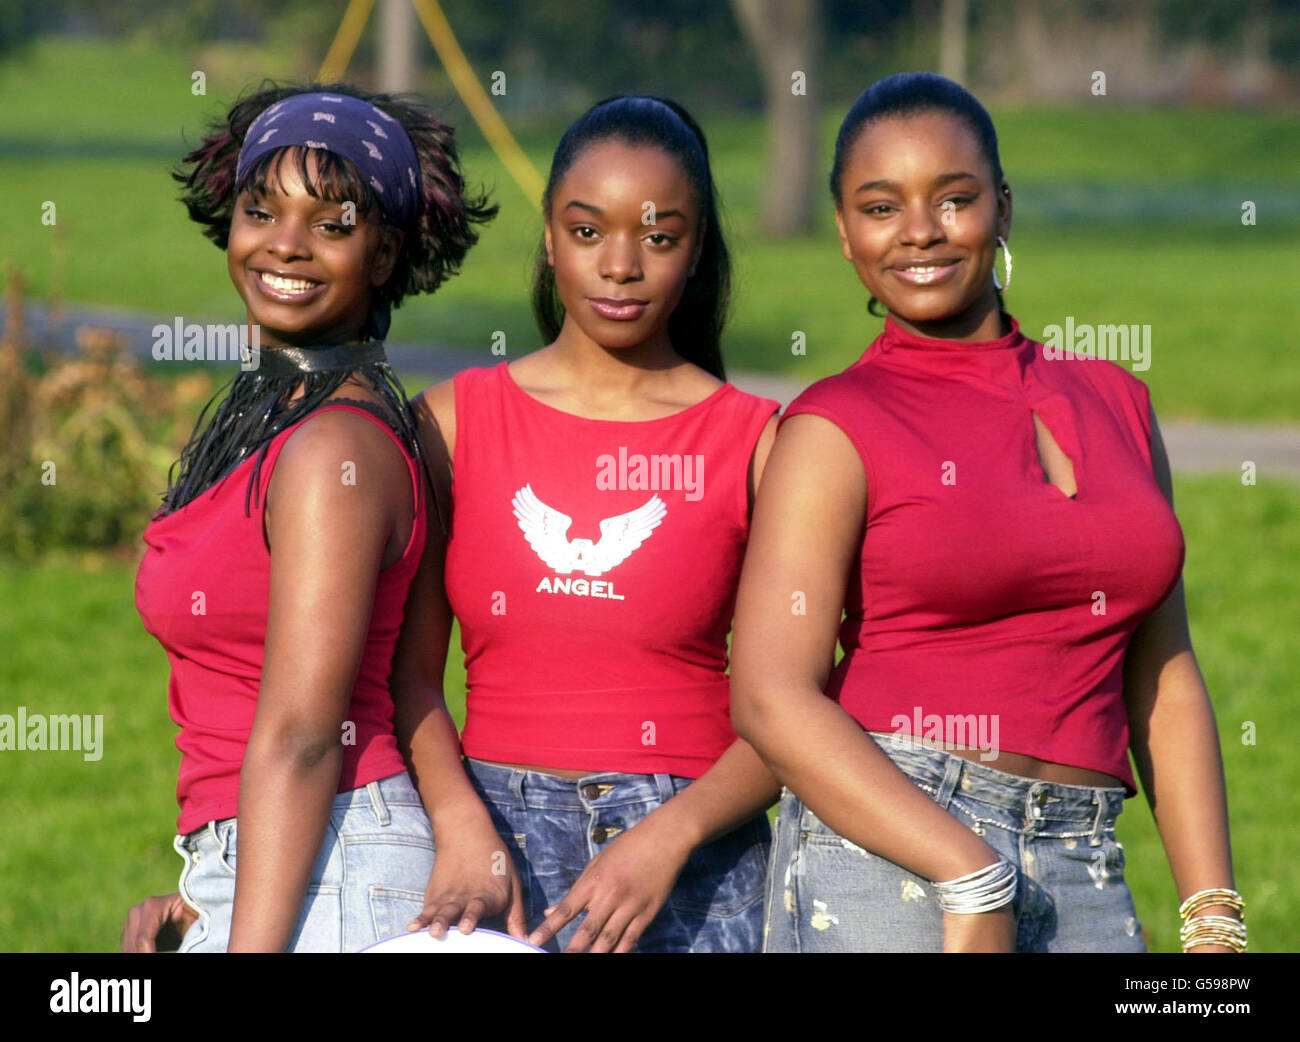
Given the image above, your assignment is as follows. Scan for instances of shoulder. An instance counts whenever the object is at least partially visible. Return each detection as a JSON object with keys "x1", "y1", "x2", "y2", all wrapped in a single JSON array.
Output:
[
  {"x1": 273, "y1": 405, "x2": 411, "y2": 492},
  {"x1": 260, "y1": 406, "x2": 415, "y2": 552},
  {"x1": 413, "y1": 365, "x2": 504, "y2": 459},
  {"x1": 784, "y1": 363, "x2": 880, "y2": 427},
  {"x1": 416, "y1": 376, "x2": 458, "y2": 436}
]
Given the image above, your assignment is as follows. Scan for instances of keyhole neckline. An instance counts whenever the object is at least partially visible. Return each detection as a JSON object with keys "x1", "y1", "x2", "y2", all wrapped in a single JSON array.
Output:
[{"x1": 1030, "y1": 408, "x2": 1081, "y2": 501}]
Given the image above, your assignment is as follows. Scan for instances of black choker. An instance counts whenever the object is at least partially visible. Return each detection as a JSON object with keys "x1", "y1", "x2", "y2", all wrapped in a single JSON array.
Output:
[{"x1": 253, "y1": 341, "x2": 388, "y2": 376}]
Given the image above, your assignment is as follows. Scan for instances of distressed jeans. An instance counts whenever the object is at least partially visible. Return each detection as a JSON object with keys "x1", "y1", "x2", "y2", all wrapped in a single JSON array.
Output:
[
  {"x1": 465, "y1": 757, "x2": 769, "y2": 952},
  {"x1": 764, "y1": 733, "x2": 1147, "y2": 952},
  {"x1": 173, "y1": 772, "x2": 436, "y2": 952}
]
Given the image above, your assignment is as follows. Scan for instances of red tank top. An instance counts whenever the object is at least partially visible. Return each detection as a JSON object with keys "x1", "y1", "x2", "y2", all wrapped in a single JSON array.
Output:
[
  {"x1": 135, "y1": 402, "x2": 423, "y2": 833},
  {"x1": 784, "y1": 315, "x2": 1185, "y2": 793},
  {"x1": 445, "y1": 363, "x2": 779, "y2": 777}
]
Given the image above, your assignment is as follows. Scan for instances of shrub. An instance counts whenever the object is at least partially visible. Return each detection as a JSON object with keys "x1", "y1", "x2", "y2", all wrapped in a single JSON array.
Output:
[{"x1": 0, "y1": 325, "x2": 214, "y2": 559}]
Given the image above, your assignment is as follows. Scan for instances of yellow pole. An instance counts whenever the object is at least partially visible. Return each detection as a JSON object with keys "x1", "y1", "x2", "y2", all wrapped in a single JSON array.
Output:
[
  {"x1": 318, "y1": 0, "x2": 376, "y2": 83},
  {"x1": 410, "y1": 0, "x2": 545, "y2": 208}
]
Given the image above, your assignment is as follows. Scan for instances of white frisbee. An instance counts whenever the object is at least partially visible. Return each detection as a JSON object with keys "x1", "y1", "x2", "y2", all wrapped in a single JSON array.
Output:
[{"x1": 362, "y1": 927, "x2": 545, "y2": 953}]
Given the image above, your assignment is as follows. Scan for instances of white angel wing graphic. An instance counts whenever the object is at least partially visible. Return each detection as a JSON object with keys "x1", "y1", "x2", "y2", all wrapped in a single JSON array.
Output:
[
  {"x1": 586, "y1": 495, "x2": 667, "y2": 576},
  {"x1": 511, "y1": 486, "x2": 668, "y2": 578},
  {"x1": 512, "y1": 484, "x2": 577, "y2": 573}
]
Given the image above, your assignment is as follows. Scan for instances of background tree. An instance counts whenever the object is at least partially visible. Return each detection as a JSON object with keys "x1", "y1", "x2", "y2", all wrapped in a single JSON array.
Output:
[{"x1": 732, "y1": 0, "x2": 824, "y2": 236}]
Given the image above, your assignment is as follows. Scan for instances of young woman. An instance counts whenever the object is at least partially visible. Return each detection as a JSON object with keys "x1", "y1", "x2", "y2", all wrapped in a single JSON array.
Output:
[
  {"x1": 398, "y1": 95, "x2": 783, "y2": 953},
  {"x1": 730, "y1": 73, "x2": 1242, "y2": 953},
  {"x1": 122, "y1": 83, "x2": 518, "y2": 952}
]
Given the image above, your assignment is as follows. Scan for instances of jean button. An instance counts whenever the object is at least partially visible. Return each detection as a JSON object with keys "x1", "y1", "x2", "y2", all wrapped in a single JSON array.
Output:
[
  {"x1": 581, "y1": 783, "x2": 600, "y2": 800},
  {"x1": 591, "y1": 825, "x2": 608, "y2": 844}
]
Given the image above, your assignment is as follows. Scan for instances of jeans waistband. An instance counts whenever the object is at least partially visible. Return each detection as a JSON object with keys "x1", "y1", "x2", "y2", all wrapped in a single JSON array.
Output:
[
  {"x1": 327, "y1": 770, "x2": 423, "y2": 820},
  {"x1": 866, "y1": 732, "x2": 1127, "y2": 829},
  {"x1": 179, "y1": 771, "x2": 419, "y2": 845},
  {"x1": 465, "y1": 757, "x2": 687, "y2": 811}
]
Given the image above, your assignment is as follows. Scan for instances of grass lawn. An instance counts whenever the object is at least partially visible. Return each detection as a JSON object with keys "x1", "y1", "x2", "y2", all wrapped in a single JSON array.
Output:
[{"x1": 0, "y1": 474, "x2": 1295, "y2": 952}]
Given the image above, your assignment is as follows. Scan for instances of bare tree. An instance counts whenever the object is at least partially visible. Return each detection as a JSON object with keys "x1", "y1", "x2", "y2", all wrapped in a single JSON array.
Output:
[{"x1": 732, "y1": 0, "x2": 823, "y2": 236}]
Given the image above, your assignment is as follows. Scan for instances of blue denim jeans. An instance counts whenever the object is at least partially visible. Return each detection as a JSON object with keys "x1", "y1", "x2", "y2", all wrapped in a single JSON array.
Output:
[
  {"x1": 764, "y1": 734, "x2": 1147, "y2": 953},
  {"x1": 173, "y1": 772, "x2": 435, "y2": 952},
  {"x1": 464, "y1": 757, "x2": 770, "y2": 952}
]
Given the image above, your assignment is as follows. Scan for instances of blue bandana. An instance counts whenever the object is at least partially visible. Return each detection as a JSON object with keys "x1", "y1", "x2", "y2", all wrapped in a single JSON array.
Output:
[{"x1": 236, "y1": 92, "x2": 422, "y2": 227}]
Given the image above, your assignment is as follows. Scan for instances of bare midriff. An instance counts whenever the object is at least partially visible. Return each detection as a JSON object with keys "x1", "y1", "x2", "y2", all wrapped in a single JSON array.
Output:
[
  {"x1": 484, "y1": 751, "x2": 1122, "y2": 788},
  {"x1": 939, "y1": 746, "x2": 1125, "y2": 789},
  {"x1": 483, "y1": 760, "x2": 599, "y2": 779}
]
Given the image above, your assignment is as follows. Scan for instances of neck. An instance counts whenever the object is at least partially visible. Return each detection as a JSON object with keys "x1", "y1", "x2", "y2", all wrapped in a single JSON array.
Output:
[
  {"x1": 889, "y1": 292, "x2": 1007, "y2": 342},
  {"x1": 547, "y1": 319, "x2": 685, "y2": 393}
]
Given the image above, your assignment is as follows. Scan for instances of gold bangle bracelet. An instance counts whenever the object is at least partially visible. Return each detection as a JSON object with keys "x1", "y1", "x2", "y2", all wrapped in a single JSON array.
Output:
[
  {"x1": 1180, "y1": 914, "x2": 1247, "y2": 953},
  {"x1": 1179, "y1": 888, "x2": 1245, "y2": 920}
]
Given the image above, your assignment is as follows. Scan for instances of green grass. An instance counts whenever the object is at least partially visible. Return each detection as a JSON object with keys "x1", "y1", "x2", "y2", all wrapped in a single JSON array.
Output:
[
  {"x1": 2, "y1": 37, "x2": 1299, "y2": 420},
  {"x1": 0, "y1": 474, "x2": 1296, "y2": 952}
]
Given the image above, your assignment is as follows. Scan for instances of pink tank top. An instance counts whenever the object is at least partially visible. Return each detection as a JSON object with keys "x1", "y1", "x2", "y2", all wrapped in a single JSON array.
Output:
[
  {"x1": 135, "y1": 403, "x2": 423, "y2": 833},
  {"x1": 784, "y1": 314, "x2": 1185, "y2": 793},
  {"x1": 445, "y1": 363, "x2": 779, "y2": 777}
]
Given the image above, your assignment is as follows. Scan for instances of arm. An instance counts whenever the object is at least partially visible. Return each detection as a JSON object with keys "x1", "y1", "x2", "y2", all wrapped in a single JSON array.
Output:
[
  {"x1": 227, "y1": 411, "x2": 411, "y2": 952},
  {"x1": 526, "y1": 412, "x2": 786, "y2": 953},
  {"x1": 387, "y1": 383, "x2": 526, "y2": 938},
  {"x1": 1123, "y1": 408, "x2": 1238, "y2": 952},
  {"x1": 729, "y1": 412, "x2": 1014, "y2": 952}
]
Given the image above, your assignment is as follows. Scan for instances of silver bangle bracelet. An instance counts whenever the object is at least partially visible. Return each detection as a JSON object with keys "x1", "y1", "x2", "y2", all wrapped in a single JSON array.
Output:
[{"x1": 932, "y1": 858, "x2": 1018, "y2": 914}]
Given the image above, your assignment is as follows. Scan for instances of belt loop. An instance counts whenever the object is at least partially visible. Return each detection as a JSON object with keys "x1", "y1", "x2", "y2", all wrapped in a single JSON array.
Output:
[
  {"x1": 935, "y1": 755, "x2": 963, "y2": 808},
  {"x1": 509, "y1": 767, "x2": 527, "y2": 811},
  {"x1": 1025, "y1": 783, "x2": 1047, "y2": 832},
  {"x1": 207, "y1": 820, "x2": 220, "y2": 847},
  {"x1": 367, "y1": 779, "x2": 390, "y2": 826},
  {"x1": 655, "y1": 773, "x2": 675, "y2": 804},
  {"x1": 1089, "y1": 790, "x2": 1105, "y2": 847}
]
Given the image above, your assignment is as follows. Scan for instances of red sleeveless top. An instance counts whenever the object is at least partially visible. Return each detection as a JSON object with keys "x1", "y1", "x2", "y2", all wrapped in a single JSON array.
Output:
[
  {"x1": 135, "y1": 403, "x2": 423, "y2": 833},
  {"x1": 445, "y1": 363, "x2": 779, "y2": 777},
  {"x1": 783, "y1": 315, "x2": 1185, "y2": 794}
]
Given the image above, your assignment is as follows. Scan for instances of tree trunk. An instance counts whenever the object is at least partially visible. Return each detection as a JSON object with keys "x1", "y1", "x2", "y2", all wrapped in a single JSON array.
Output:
[
  {"x1": 732, "y1": 0, "x2": 822, "y2": 236},
  {"x1": 939, "y1": 0, "x2": 968, "y2": 84},
  {"x1": 378, "y1": 0, "x2": 418, "y2": 93}
]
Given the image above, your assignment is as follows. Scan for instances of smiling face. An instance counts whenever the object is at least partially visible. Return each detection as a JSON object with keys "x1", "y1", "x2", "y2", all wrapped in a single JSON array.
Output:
[
  {"x1": 543, "y1": 140, "x2": 702, "y2": 355},
  {"x1": 834, "y1": 110, "x2": 1012, "y2": 341},
  {"x1": 226, "y1": 147, "x2": 402, "y2": 347}
]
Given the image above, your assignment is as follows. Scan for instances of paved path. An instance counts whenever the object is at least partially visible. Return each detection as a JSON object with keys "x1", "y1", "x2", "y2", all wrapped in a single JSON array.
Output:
[{"x1": 20, "y1": 302, "x2": 1300, "y2": 480}]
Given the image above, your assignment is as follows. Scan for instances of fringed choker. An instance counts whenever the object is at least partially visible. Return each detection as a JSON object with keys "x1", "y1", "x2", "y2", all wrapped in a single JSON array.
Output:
[
  {"x1": 157, "y1": 340, "x2": 430, "y2": 522},
  {"x1": 254, "y1": 340, "x2": 388, "y2": 375}
]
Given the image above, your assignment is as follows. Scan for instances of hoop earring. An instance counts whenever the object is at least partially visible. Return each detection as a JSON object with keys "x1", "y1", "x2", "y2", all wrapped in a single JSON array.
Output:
[{"x1": 993, "y1": 236, "x2": 1012, "y2": 291}]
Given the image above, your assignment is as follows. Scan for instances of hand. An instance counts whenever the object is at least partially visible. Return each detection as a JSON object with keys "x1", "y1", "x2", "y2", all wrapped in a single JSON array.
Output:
[
  {"x1": 121, "y1": 892, "x2": 198, "y2": 953},
  {"x1": 941, "y1": 907, "x2": 1017, "y2": 952},
  {"x1": 407, "y1": 821, "x2": 527, "y2": 939},
  {"x1": 527, "y1": 814, "x2": 694, "y2": 953}
]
